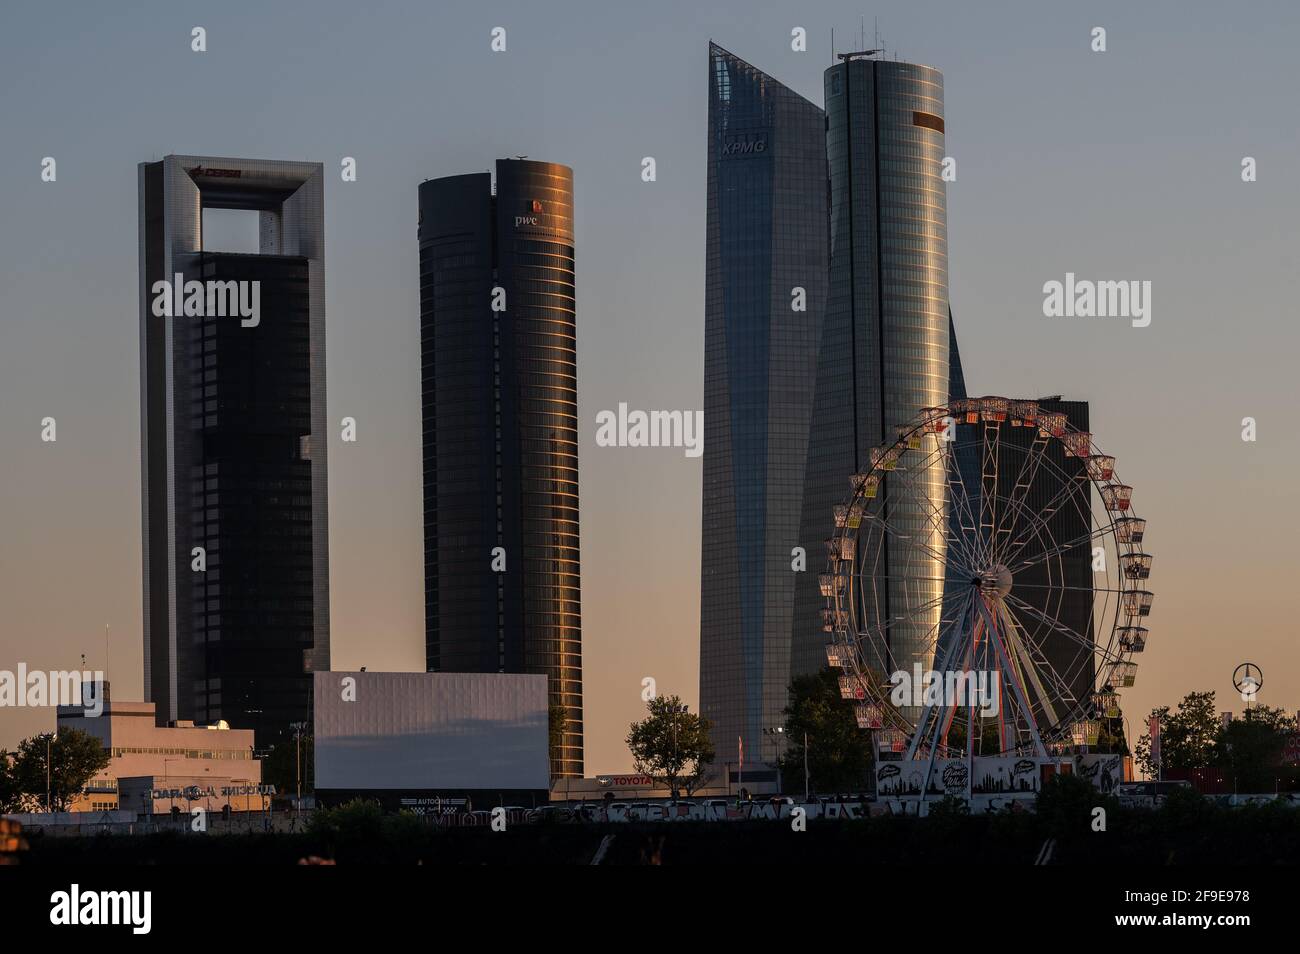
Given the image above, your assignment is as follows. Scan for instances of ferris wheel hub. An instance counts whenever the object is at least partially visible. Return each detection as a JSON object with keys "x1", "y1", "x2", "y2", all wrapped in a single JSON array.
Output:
[{"x1": 976, "y1": 564, "x2": 1013, "y2": 599}]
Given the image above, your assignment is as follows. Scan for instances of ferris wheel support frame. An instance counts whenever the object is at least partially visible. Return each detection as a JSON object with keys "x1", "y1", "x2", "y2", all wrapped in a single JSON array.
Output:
[{"x1": 825, "y1": 397, "x2": 1153, "y2": 796}]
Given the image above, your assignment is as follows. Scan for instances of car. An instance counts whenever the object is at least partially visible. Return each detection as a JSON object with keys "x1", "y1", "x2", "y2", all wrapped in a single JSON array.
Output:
[
  {"x1": 529, "y1": 805, "x2": 573, "y2": 823},
  {"x1": 1115, "y1": 780, "x2": 1191, "y2": 808}
]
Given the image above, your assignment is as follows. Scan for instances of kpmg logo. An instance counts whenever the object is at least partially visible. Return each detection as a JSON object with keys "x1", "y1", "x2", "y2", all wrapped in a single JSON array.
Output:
[
  {"x1": 188, "y1": 165, "x2": 242, "y2": 179},
  {"x1": 721, "y1": 133, "x2": 768, "y2": 157}
]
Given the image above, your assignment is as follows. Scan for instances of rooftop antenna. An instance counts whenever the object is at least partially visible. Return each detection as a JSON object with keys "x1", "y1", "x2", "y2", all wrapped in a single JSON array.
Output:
[{"x1": 838, "y1": 48, "x2": 884, "y2": 62}]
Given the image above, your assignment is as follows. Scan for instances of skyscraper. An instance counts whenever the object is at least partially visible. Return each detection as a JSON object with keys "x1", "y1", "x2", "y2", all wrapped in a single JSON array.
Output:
[
  {"x1": 993, "y1": 397, "x2": 1096, "y2": 710},
  {"x1": 418, "y1": 160, "x2": 583, "y2": 778},
  {"x1": 793, "y1": 54, "x2": 951, "y2": 680},
  {"x1": 139, "y1": 156, "x2": 329, "y2": 748},
  {"x1": 699, "y1": 43, "x2": 828, "y2": 778}
]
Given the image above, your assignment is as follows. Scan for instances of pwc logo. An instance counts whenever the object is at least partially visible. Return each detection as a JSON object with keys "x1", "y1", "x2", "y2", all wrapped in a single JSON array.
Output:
[{"x1": 515, "y1": 200, "x2": 544, "y2": 229}]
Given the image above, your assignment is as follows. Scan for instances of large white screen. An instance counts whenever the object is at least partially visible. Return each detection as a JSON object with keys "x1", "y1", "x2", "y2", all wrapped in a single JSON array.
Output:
[{"x1": 314, "y1": 672, "x2": 549, "y2": 790}]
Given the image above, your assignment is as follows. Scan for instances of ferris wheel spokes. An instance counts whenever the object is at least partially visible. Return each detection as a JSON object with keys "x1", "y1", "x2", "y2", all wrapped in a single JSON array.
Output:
[
  {"x1": 825, "y1": 398, "x2": 1152, "y2": 773},
  {"x1": 996, "y1": 459, "x2": 1094, "y2": 569}
]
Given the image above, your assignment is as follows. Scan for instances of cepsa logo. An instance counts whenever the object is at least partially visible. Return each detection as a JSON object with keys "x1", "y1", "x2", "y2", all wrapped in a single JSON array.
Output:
[{"x1": 189, "y1": 165, "x2": 242, "y2": 179}]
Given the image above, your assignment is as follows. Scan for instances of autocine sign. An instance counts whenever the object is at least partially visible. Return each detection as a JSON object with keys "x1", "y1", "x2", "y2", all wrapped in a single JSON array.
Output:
[{"x1": 150, "y1": 784, "x2": 276, "y2": 800}]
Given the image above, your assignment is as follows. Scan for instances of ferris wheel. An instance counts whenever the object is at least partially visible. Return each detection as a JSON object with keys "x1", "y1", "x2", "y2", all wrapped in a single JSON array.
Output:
[{"x1": 821, "y1": 397, "x2": 1152, "y2": 782}]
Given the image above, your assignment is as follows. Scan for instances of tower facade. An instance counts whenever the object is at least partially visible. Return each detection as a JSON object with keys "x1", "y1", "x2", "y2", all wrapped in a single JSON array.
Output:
[
  {"x1": 418, "y1": 160, "x2": 583, "y2": 778},
  {"x1": 793, "y1": 56, "x2": 951, "y2": 681},
  {"x1": 994, "y1": 397, "x2": 1096, "y2": 709},
  {"x1": 699, "y1": 43, "x2": 828, "y2": 776},
  {"x1": 139, "y1": 156, "x2": 329, "y2": 748}
]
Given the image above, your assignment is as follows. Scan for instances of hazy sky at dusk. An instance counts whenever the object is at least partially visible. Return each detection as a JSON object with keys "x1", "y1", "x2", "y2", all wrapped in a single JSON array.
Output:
[{"x1": 1, "y1": 0, "x2": 1297, "y2": 772}]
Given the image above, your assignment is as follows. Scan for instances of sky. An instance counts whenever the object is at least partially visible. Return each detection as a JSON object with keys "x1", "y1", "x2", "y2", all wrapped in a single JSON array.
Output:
[{"x1": 1, "y1": 0, "x2": 1297, "y2": 773}]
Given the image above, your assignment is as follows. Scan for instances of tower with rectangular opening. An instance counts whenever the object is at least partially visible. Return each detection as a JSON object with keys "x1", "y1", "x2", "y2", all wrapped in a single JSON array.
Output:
[{"x1": 139, "y1": 155, "x2": 328, "y2": 748}]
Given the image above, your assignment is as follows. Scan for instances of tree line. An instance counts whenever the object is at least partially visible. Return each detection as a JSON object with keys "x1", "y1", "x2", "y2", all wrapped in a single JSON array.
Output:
[
  {"x1": 1134, "y1": 690, "x2": 1298, "y2": 791},
  {"x1": 0, "y1": 729, "x2": 110, "y2": 812}
]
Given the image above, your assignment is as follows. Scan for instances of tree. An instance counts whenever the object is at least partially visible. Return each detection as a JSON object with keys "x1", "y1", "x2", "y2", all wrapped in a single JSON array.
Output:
[
  {"x1": 0, "y1": 752, "x2": 21, "y2": 814},
  {"x1": 263, "y1": 734, "x2": 314, "y2": 797},
  {"x1": 1094, "y1": 718, "x2": 1129, "y2": 756},
  {"x1": 626, "y1": 695, "x2": 714, "y2": 797},
  {"x1": 12, "y1": 729, "x2": 110, "y2": 812},
  {"x1": 1214, "y1": 705, "x2": 1296, "y2": 792},
  {"x1": 776, "y1": 668, "x2": 873, "y2": 794},
  {"x1": 549, "y1": 703, "x2": 568, "y2": 777},
  {"x1": 1135, "y1": 691, "x2": 1218, "y2": 777},
  {"x1": 1037, "y1": 772, "x2": 1118, "y2": 834}
]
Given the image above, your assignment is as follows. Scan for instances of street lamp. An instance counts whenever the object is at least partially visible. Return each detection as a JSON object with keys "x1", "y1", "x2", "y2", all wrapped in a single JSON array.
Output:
[
  {"x1": 763, "y1": 727, "x2": 786, "y2": 794},
  {"x1": 666, "y1": 704, "x2": 686, "y2": 802},
  {"x1": 290, "y1": 721, "x2": 308, "y2": 818},
  {"x1": 163, "y1": 757, "x2": 192, "y2": 818},
  {"x1": 45, "y1": 731, "x2": 57, "y2": 813}
]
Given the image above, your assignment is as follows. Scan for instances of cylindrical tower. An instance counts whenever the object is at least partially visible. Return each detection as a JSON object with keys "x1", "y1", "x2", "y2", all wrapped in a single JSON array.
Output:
[
  {"x1": 418, "y1": 160, "x2": 582, "y2": 779},
  {"x1": 822, "y1": 56, "x2": 950, "y2": 682}
]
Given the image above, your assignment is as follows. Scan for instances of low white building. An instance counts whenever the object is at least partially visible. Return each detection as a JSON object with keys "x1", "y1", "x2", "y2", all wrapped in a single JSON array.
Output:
[{"x1": 56, "y1": 687, "x2": 261, "y2": 812}]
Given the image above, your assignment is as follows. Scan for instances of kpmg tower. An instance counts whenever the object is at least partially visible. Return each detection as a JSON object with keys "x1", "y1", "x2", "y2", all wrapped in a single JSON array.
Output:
[
  {"x1": 139, "y1": 156, "x2": 329, "y2": 748},
  {"x1": 418, "y1": 160, "x2": 583, "y2": 778},
  {"x1": 792, "y1": 54, "x2": 952, "y2": 680},
  {"x1": 699, "y1": 44, "x2": 828, "y2": 776}
]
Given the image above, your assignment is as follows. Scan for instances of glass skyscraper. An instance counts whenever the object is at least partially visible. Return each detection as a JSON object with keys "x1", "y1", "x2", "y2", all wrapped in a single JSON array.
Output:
[
  {"x1": 139, "y1": 156, "x2": 330, "y2": 749},
  {"x1": 992, "y1": 397, "x2": 1096, "y2": 710},
  {"x1": 418, "y1": 160, "x2": 583, "y2": 779},
  {"x1": 792, "y1": 55, "x2": 952, "y2": 681},
  {"x1": 699, "y1": 43, "x2": 828, "y2": 777}
]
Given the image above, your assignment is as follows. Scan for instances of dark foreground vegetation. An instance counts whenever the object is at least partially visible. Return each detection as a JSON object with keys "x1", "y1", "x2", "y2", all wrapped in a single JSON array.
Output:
[{"x1": 18, "y1": 780, "x2": 1300, "y2": 865}]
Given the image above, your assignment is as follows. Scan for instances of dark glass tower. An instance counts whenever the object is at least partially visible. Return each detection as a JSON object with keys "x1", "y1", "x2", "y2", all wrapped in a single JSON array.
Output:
[
  {"x1": 792, "y1": 55, "x2": 952, "y2": 681},
  {"x1": 995, "y1": 398, "x2": 1096, "y2": 710},
  {"x1": 419, "y1": 160, "x2": 582, "y2": 778},
  {"x1": 139, "y1": 156, "x2": 329, "y2": 749},
  {"x1": 699, "y1": 43, "x2": 828, "y2": 776}
]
